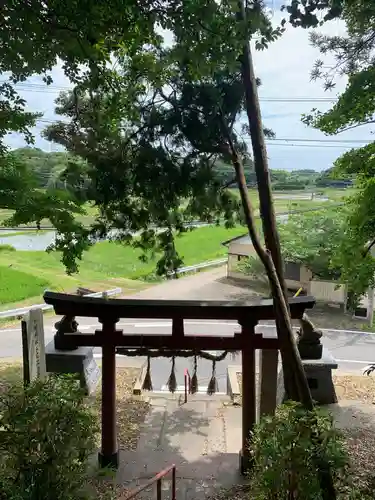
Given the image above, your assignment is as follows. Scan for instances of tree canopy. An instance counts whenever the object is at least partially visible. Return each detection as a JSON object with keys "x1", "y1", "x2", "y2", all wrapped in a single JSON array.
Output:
[
  {"x1": 278, "y1": 208, "x2": 345, "y2": 280},
  {"x1": 10, "y1": 147, "x2": 344, "y2": 191},
  {"x1": 240, "y1": 208, "x2": 345, "y2": 280},
  {"x1": 1, "y1": 1, "x2": 162, "y2": 151},
  {"x1": 0, "y1": 0, "x2": 285, "y2": 274}
]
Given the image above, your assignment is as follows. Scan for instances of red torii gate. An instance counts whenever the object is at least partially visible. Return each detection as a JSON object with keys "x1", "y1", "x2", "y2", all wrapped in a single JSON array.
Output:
[{"x1": 44, "y1": 291, "x2": 314, "y2": 472}]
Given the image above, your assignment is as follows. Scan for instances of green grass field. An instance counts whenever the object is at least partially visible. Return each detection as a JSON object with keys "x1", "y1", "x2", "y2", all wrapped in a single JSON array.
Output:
[
  {"x1": 0, "y1": 266, "x2": 50, "y2": 305},
  {"x1": 0, "y1": 225, "x2": 244, "y2": 310},
  {"x1": 0, "y1": 187, "x2": 353, "y2": 228},
  {"x1": 0, "y1": 186, "x2": 355, "y2": 310}
]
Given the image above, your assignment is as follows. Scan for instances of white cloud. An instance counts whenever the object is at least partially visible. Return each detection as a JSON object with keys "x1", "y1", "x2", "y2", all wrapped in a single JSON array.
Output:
[{"x1": 5, "y1": 14, "x2": 373, "y2": 172}]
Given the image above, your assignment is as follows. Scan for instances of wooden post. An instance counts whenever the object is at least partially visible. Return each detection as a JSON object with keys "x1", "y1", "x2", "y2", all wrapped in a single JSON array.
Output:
[
  {"x1": 172, "y1": 317, "x2": 184, "y2": 338},
  {"x1": 239, "y1": 321, "x2": 256, "y2": 474},
  {"x1": 259, "y1": 349, "x2": 279, "y2": 417},
  {"x1": 98, "y1": 319, "x2": 118, "y2": 469}
]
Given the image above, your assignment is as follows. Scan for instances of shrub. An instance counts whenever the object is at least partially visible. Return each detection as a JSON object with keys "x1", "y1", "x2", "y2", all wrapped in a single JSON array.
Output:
[
  {"x1": 0, "y1": 244, "x2": 15, "y2": 252},
  {"x1": 0, "y1": 375, "x2": 99, "y2": 500},
  {"x1": 237, "y1": 256, "x2": 267, "y2": 281},
  {"x1": 249, "y1": 402, "x2": 348, "y2": 499}
]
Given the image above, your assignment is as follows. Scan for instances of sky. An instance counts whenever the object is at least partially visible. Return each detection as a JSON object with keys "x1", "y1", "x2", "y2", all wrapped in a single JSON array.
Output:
[{"x1": 4, "y1": 4, "x2": 374, "y2": 172}]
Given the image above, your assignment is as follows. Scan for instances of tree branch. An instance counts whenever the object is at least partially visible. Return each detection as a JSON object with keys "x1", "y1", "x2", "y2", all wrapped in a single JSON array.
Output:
[
  {"x1": 337, "y1": 119, "x2": 375, "y2": 133},
  {"x1": 363, "y1": 238, "x2": 375, "y2": 258}
]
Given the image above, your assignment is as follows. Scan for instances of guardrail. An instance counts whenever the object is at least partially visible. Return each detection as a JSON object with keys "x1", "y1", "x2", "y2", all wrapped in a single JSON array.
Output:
[
  {"x1": 0, "y1": 287, "x2": 122, "y2": 320},
  {"x1": 1, "y1": 258, "x2": 227, "y2": 319},
  {"x1": 121, "y1": 464, "x2": 176, "y2": 500},
  {"x1": 173, "y1": 258, "x2": 227, "y2": 276}
]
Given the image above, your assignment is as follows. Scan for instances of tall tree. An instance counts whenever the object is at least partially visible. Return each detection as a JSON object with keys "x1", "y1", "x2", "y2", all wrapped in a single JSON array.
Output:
[
  {"x1": 0, "y1": 1, "x2": 162, "y2": 152},
  {"x1": 2, "y1": 3, "x2": 337, "y2": 492}
]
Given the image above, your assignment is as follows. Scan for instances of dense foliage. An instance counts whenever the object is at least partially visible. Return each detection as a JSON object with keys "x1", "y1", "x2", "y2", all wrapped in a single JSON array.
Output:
[
  {"x1": 278, "y1": 209, "x2": 345, "y2": 280},
  {"x1": 10, "y1": 147, "x2": 347, "y2": 191},
  {"x1": 285, "y1": 0, "x2": 375, "y2": 305},
  {"x1": 239, "y1": 206, "x2": 375, "y2": 306},
  {"x1": 10, "y1": 148, "x2": 79, "y2": 189},
  {"x1": 0, "y1": 375, "x2": 98, "y2": 500},
  {"x1": 240, "y1": 208, "x2": 346, "y2": 280},
  {"x1": 1, "y1": 0, "x2": 287, "y2": 276},
  {"x1": 250, "y1": 401, "x2": 369, "y2": 499}
]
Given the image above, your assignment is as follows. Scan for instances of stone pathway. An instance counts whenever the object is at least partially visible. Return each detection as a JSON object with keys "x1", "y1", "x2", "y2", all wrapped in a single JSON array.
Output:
[
  {"x1": 109, "y1": 388, "x2": 375, "y2": 500},
  {"x1": 130, "y1": 266, "x2": 260, "y2": 301},
  {"x1": 116, "y1": 393, "x2": 243, "y2": 499}
]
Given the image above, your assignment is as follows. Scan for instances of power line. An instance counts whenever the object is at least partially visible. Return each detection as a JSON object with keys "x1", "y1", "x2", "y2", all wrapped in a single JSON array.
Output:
[
  {"x1": 34, "y1": 119, "x2": 372, "y2": 143},
  {"x1": 267, "y1": 138, "x2": 373, "y2": 144},
  {"x1": 265, "y1": 143, "x2": 358, "y2": 149},
  {"x1": 32, "y1": 120, "x2": 372, "y2": 148},
  {"x1": 1, "y1": 81, "x2": 340, "y2": 103}
]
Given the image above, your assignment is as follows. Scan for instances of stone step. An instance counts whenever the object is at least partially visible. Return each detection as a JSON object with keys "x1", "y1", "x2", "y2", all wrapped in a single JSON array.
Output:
[
  {"x1": 204, "y1": 409, "x2": 226, "y2": 455},
  {"x1": 150, "y1": 391, "x2": 230, "y2": 402},
  {"x1": 116, "y1": 457, "x2": 239, "y2": 500},
  {"x1": 116, "y1": 397, "x2": 242, "y2": 499},
  {"x1": 164, "y1": 400, "x2": 210, "y2": 462},
  {"x1": 222, "y1": 406, "x2": 242, "y2": 454},
  {"x1": 137, "y1": 402, "x2": 168, "y2": 453}
]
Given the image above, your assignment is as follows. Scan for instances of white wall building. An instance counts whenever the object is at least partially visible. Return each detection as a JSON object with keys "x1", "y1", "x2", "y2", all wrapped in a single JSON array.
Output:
[{"x1": 222, "y1": 233, "x2": 374, "y2": 323}]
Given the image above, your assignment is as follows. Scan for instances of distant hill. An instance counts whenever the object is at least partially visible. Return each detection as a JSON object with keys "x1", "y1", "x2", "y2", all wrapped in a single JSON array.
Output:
[
  {"x1": 12, "y1": 147, "x2": 353, "y2": 192},
  {"x1": 11, "y1": 147, "x2": 74, "y2": 189}
]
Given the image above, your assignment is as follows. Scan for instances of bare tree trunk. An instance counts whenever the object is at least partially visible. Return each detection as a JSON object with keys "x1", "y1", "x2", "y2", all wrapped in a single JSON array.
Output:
[
  {"x1": 237, "y1": 3, "x2": 310, "y2": 404},
  {"x1": 232, "y1": 2, "x2": 337, "y2": 498},
  {"x1": 219, "y1": 111, "x2": 311, "y2": 407}
]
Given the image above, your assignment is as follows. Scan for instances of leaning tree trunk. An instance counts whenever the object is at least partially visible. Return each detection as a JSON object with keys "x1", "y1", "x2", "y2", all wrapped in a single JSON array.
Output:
[{"x1": 227, "y1": 2, "x2": 337, "y2": 498}]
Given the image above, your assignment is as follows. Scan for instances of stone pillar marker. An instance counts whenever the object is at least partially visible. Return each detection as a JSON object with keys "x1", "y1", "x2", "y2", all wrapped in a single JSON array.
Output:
[{"x1": 22, "y1": 308, "x2": 47, "y2": 385}]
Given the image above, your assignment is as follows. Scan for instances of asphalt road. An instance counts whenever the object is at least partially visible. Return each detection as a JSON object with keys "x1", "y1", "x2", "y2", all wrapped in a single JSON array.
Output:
[{"x1": 2, "y1": 317, "x2": 375, "y2": 392}]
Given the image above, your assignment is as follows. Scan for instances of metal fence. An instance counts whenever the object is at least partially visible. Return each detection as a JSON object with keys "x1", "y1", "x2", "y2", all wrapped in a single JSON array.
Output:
[
  {"x1": 0, "y1": 258, "x2": 227, "y2": 319},
  {"x1": 173, "y1": 258, "x2": 227, "y2": 276},
  {"x1": 0, "y1": 287, "x2": 122, "y2": 319}
]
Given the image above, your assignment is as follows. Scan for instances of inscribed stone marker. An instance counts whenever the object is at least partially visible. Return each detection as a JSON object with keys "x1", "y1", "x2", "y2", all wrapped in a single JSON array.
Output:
[
  {"x1": 82, "y1": 356, "x2": 101, "y2": 395},
  {"x1": 22, "y1": 308, "x2": 47, "y2": 384}
]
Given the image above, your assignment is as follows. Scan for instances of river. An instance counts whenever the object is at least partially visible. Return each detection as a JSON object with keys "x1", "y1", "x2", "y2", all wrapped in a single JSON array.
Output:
[{"x1": 0, "y1": 195, "x2": 331, "y2": 252}]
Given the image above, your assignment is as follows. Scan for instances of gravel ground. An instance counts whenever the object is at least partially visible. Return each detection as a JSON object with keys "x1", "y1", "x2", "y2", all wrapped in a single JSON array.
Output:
[
  {"x1": 89, "y1": 367, "x2": 149, "y2": 451},
  {"x1": 236, "y1": 372, "x2": 375, "y2": 403},
  {"x1": 333, "y1": 374, "x2": 375, "y2": 403}
]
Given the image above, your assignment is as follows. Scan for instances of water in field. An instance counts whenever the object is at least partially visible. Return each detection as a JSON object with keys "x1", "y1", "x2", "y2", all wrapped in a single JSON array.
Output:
[{"x1": 0, "y1": 230, "x2": 55, "y2": 251}]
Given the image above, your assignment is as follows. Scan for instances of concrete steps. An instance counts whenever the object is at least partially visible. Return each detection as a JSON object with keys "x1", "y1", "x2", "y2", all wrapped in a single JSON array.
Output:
[{"x1": 116, "y1": 394, "x2": 242, "y2": 499}]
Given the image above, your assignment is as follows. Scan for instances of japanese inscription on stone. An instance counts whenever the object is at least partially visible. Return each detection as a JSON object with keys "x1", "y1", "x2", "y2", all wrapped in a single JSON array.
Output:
[
  {"x1": 22, "y1": 308, "x2": 47, "y2": 384},
  {"x1": 83, "y1": 356, "x2": 101, "y2": 395}
]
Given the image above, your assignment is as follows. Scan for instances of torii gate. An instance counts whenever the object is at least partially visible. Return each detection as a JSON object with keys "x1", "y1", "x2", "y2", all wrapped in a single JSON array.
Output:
[{"x1": 44, "y1": 291, "x2": 314, "y2": 472}]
